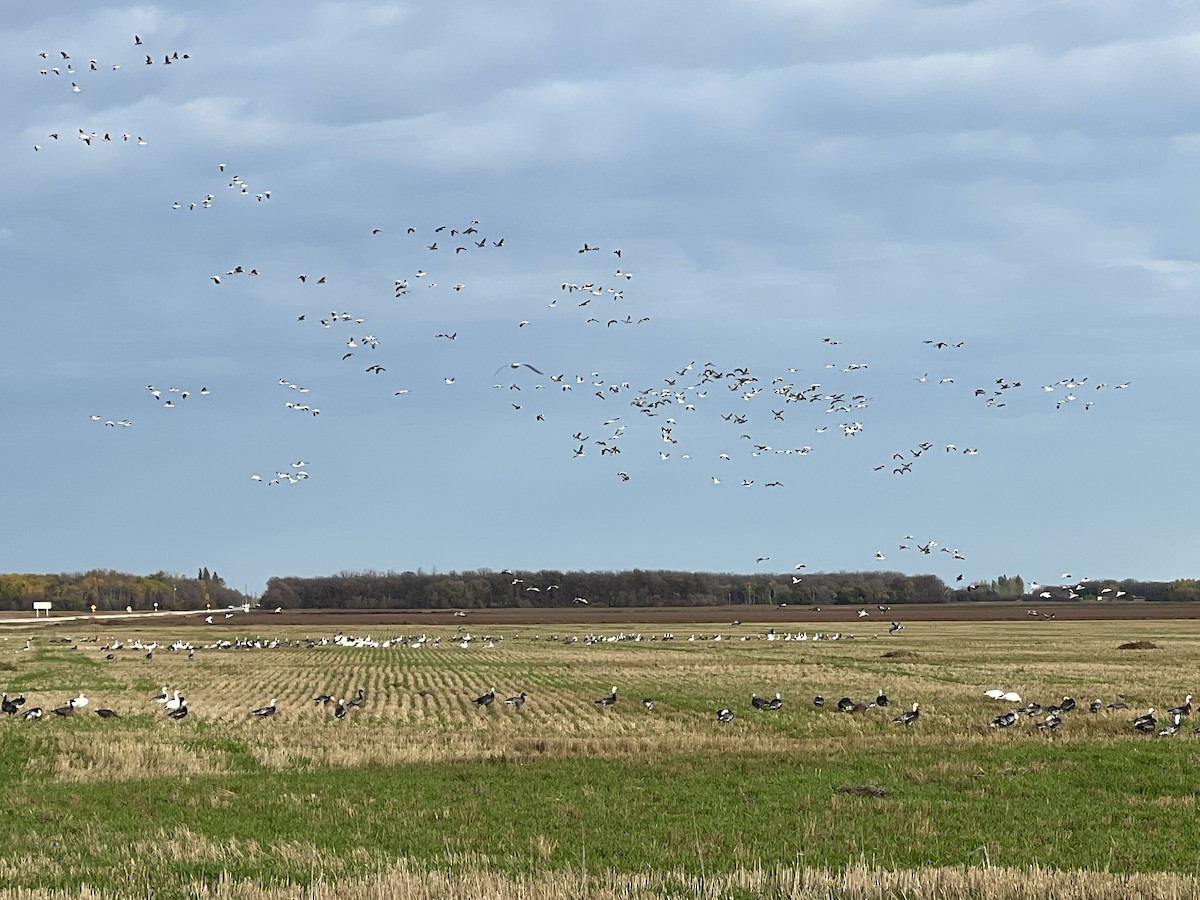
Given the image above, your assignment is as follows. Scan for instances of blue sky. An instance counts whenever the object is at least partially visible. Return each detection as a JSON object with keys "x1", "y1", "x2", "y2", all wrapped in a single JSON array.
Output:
[{"x1": 3, "y1": 1, "x2": 1198, "y2": 595}]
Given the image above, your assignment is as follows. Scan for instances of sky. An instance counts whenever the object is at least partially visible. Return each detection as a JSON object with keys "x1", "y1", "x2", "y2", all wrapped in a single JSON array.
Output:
[{"x1": 3, "y1": 0, "x2": 1199, "y2": 596}]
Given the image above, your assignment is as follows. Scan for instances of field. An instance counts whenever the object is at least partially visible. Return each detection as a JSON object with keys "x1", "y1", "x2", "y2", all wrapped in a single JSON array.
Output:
[{"x1": 1, "y1": 607, "x2": 1200, "y2": 899}]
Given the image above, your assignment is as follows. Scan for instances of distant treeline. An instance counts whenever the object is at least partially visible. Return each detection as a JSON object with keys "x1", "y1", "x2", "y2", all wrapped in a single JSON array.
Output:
[
  {"x1": 260, "y1": 570, "x2": 1200, "y2": 609},
  {"x1": 1, "y1": 569, "x2": 1193, "y2": 612},
  {"x1": 0, "y1": 569, "x2": 249, "y2": 612}
]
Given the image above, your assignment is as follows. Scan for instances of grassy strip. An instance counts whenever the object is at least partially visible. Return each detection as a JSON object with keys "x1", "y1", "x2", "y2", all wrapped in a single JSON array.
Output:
[{"x1": 0, "y1": 742, "x2": 1198, "y2": 895}]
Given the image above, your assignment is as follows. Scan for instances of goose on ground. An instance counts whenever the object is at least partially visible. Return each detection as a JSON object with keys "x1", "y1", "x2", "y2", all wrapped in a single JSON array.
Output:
[
  {"x1": 95, "y1": 708, "x2": 119, "y2": 719},
  {"x1": 51, "y1": 700, "x2": 76, "y2": 717},
  {"x1": 1168, "y1": 694, "x2": 1193, "y2": 718},
  {"x1": 1132, "y1": 708, "x2": 1156, "y2": 733},
  {"x1": 595, "y1": 686, "x2": 618, "y2": 707},
  {"x1": 505, "y1": 692, "x2": 528, "y2": 707},
  {"x1": 716, "y1": 707, "x2": 735, "y2": 723},
  {"x1": 70, "y1": 693, "x2": 89, "y2": 708},
  {"x1": 1, "y1": 694, "x2": 16, "y2": 715},
  {"x1": 473, "y1": 689, "x2": 495, "y2": 707},
  {"x1": 334, "y1": 698, "x2": 347, "y2": 719},
  {"x1": 989, "y1": 711, "x2": 1019, "y2": 729},
  {"x1": 168, "y1": 700, "x2": 188, "y2": 720},
  {"x1": 813, "y1": 695, "x2": 825, "y2": 708},
  {"x1": 836, "y1": 697, "x2": 856, "y2": 713},
  {"x1": 1038, "y1": 714, "x2": 1062, "y2": 731},
  {"x1": 347, "y1": 688, "x2": 366, "y2": 708},
  {"x1": 1059, "y1": 696, "x2": 1077, "y2": 713},
  {"x1": 252, "y1": 700, "x2": 277, "y2": 718},
  {"x1": 1107, "y1": 700, "x2": 1130, "y2": 710},
  {"x1": 164, "y1": 691, "x2": 184, "y2": 712},
  {"x1": 153, "y1": 687, "x2": 169, "y2": 703},
  {"x1": 23, "y1": 707, "x2": 43, "y2": 721},
  {"x1": 768, "y1": 693, "x2": 783, "y2": 711},
  {"x1": 892, "y1": 702, "x2": 920, "y2": 726},
  {"x1": 642, "y1": 698, "x2": 654, "y2": 711},
  {"x1": 1017, "y1": 703, "x2": 1042, "y2": 717},
  {"x1": 751, "y1": 693, "x2": 769, "y2": 710},
  {"x1": 1089, "y1": 699, "x2": 1102, "y2": 713},
  {"x1": 1159, "y1": 714, "x2": 1182, "y2": 737},
  {"x1": 875, "y1": 689, "x2": 889, "y2": 708}
]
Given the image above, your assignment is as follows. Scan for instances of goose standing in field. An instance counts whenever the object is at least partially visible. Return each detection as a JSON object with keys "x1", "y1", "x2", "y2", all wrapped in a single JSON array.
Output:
[
  {"x1": 1159, "y1": 714, "x2": 1182, "y2": 737},
  {"x1": 70, "y1": 693, "x2": 89, "y2": 709},
  {"x1": 595, "y1": 686, "x2": 618, "y2": 707},
  {"x1": 1059, "y1": 696, "x2": 1077, "y2": 713},
  {"x1": 23, "y1": 707, "x2": 43, "y2": 721},
  {"x1": 642, "y1": 698, "x2": 654, "y2": 711},
  {"x1": 1038, "y1": 713, "x2": 1062, "y2": 731},
  {"x1": 473, "y1": 688, "x2": 495, "y2": 707},
  {"x1": 347, "y1": 688, "x2": 366, "y2": 708},
  {"x1": 51, "y1": 700, "x2": 76, "y2": 717},
  {"x1": 875, "y1": 689, "x2": 889, "y2": 708},
  {"x1": 252, "y1": 699, "x2": 277, "y2": 718},
  {"x1": 813, "y1": 695, "x2": 825, "y2": 708},
  {"x1": 836, "y1": 697, "x2": 856, "y2": 713},
  {"x1": 334, "y1": 698, "x2": 347, "y2": 719},
  {"x1": 768, "y1": 693, "x2": 783, "y2": 711},
  {"x1": 1167, "y1": 694, "x2": 1193, "y2": 718},
  {"x1": 1, "y1": 693, "x2": 16, "y2": 715},
  {"x1": 164, "y1": 691, "x2": 185, "y2": 713},
  {"x1": 751, "y1": 693, "x2": 769, "y2": 710},
  {"x1": 716, "y1": 707, "x2": 735, "y2": 723},
  {"x1": 892, "y1": 702, "x2": 920, "y2": 726},
  {"x1": 505, "y1": 692, "x2": 528, "y2": 708},
  {"x1": 1089, "y1": 699, "x2": 1103, "y2": 714},
  {"x1": 153, "y1": 687, "x2": 169, "y2": 703},
  {"x1": 168, "y1": 699, "x2": 188, "y2": 720},
  {"x1": 95, "y1": 708, "x2": 119, "y2": 719},
  {"x1": 1132, "y1": 708, "x2": 1156, "y2": 733},
  {"x1": 313, "y1": 693, "x2": 334, "y2": 706}
]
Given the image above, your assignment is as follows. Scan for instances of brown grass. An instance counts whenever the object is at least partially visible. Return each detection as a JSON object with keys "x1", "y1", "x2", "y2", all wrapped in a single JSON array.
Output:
[
  {"x1": 3, "y1": 861, "x2": 1200, "y2": 899},
  {"x1": 7, "y1": 617, "x2": 1200, "y2": 783}
]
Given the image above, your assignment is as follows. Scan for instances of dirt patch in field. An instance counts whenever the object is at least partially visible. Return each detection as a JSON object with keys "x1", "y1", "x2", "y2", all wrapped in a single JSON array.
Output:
[{"x1": 1117, "y1": 640, "x2": 1160, "y2": 650}]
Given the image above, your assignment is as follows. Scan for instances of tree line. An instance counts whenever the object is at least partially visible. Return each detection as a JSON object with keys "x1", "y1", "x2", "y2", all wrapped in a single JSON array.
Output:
[
  {"x1": 0, "y1": 568, "x2": 1190, "y2": 612},
  {"x1": 0, "y1": 569, "x2": 249, "y2": 612},
  {"x1": 263, "y1": 569, "x2": 958, "y2": 609}
]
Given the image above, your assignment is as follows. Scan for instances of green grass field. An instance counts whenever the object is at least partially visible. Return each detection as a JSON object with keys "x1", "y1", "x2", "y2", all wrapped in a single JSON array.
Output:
[{"x1": 1, "y1": 617, "x2": 1198, "y2": 899}]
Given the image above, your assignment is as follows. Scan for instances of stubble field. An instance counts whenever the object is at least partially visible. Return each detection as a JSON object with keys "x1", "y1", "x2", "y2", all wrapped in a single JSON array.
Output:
[{"x1": 1, "y1": 608, "x2": 1199, "y2": 899}]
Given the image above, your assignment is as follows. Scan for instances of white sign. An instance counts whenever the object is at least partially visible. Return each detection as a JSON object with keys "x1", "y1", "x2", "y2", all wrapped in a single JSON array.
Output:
[{"x1": 32, "y1": 601, "x2": 51, "y2": 617}]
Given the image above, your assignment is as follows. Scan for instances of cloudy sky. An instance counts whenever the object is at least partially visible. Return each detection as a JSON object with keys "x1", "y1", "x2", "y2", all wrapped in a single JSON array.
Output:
[{"x1": 4, "y1": 1, "x2": 1198, "y2": 595}]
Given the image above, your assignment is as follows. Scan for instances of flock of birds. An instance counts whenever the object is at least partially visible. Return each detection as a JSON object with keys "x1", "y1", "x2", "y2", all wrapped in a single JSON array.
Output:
[
  {"x1": 982, "y1": 689, "x2": 1198, "y2": 736},
  {"x1": 7, "y1": 666, "x2": 1192, "y2": 736},
  {"x1": 38, "y1": 27, "x2": 1143, "y2": 586}
]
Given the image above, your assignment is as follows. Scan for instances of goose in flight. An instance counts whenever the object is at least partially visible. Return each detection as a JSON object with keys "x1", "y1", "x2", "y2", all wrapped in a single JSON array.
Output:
[{"x1": 495, "y1": 362, "x2": 543, "y2": 376}]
